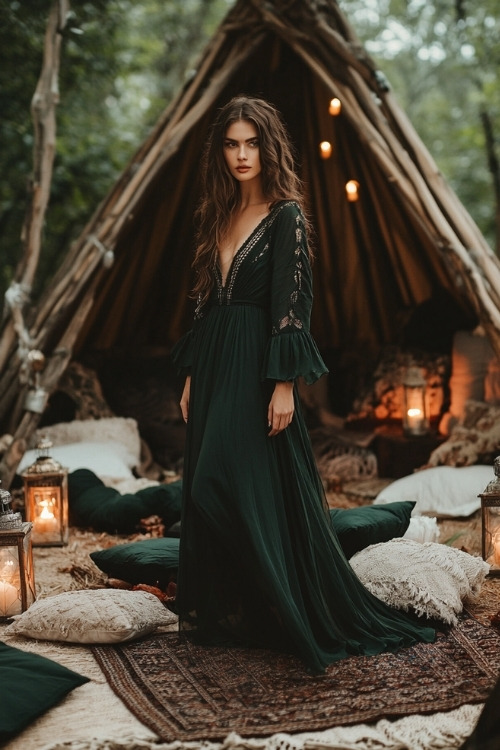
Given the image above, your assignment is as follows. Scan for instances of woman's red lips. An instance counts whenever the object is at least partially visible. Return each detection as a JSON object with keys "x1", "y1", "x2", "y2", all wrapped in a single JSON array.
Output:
[{"x1": 237, "y1": 166, "x2": 250, "y2": 171}]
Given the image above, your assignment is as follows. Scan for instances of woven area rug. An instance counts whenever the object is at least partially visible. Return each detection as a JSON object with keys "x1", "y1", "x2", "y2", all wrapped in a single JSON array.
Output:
[{"x1": 91, "y1": 614, "x2": 500, "y2": 743}]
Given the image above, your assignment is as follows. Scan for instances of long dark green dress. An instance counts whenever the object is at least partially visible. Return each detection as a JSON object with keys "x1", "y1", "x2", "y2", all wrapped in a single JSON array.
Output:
[{"x1": 172, "y1": 200, "x2": 435, "y2": 674}]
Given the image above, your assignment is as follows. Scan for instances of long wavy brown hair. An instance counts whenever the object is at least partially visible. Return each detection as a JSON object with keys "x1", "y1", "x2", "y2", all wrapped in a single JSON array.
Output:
[{"x1": 192, "y1": 95, "x2": 310, "y2": 304}]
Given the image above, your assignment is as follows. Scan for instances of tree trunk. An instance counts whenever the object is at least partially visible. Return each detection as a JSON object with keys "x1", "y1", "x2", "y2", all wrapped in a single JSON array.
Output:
[{"x1": 479, "y1": 106, "x2": 500, "y2": 257}]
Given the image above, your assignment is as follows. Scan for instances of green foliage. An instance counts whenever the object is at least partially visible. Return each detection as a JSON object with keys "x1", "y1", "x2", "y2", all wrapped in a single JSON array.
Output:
[
  {"x1": 1, "y1": 0, "x2": 498, "y2": 308},
  {"x1": 340, "y1": 0, "x2": 500, "y2": 251},
  {"x1": 0, "y1": 0, "x2": 229, "y2": 303}
]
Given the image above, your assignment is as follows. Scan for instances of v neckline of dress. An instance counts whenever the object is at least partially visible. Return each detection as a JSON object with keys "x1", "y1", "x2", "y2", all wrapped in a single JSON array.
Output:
[{"x1": 217, "y1": 206, "x2": 277, "y2": 288}]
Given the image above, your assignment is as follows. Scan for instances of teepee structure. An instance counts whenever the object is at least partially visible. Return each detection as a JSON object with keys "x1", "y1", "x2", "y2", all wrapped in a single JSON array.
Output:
[{"x1": 1, "y1": 0, "x2": 499, "y2": 486}]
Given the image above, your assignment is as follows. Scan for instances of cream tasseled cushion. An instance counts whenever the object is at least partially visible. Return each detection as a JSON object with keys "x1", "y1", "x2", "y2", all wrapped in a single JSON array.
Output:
[
  {"x1": 351, "y1": 539, "x2": 489, "y2": 625},
  {"x1": 5, "y1": 589, "x2": 177, "y2": 644}
]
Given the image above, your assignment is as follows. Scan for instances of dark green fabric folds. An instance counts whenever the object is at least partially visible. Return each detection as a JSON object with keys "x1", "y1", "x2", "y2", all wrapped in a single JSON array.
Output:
[
  {"x1": 262, "y1": 329, "x2": 328, "y2": 384},
  {"x1": 173, "y1": 201, "x2": 435, "y2": 673}
]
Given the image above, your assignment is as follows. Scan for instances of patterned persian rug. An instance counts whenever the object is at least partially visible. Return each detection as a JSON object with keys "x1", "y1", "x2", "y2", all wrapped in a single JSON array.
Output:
[{"x1": 91, "y1": 614, "x2": 500, "y2": 743}]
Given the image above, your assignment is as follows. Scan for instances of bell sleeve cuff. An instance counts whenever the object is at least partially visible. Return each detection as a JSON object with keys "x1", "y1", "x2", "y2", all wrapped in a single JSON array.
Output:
[
  {"x1": 262, "y1": 330, "x2": 328, "y2": 385},
  {"x1": 170, "y1": 330, "x2": 194, "y2": 375}
]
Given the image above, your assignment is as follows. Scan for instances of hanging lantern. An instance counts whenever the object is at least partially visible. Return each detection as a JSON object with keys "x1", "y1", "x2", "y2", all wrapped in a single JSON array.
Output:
[
  {"x1": 402, "y1": 366, "x2": 429, "y2": 436},
  {"x1": 0, "y1": 482, "x2": 36, "y2": 619},
  {"x1": 345, "y1": 180, "x2": 360, "y2": 202},
  {"x1": 21, "y1": 437, "x2": 69, "y2": 547},
  {"x1": 479, "y1": 457, "x2": 500, "y2": 576},
  {"x1": 328, "y1": 97, "x2": 342, "y2": 116},
  {"x1": 319, "y1": 141, "x2": 332, "y2": 159}
]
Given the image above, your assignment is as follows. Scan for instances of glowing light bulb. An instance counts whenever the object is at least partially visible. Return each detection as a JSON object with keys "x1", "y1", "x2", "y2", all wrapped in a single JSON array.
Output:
[
  {"x1": 319, "y1": 141, "x2": 332, "y2": 159},
  {"x1": 329, "y1": 97, "x2": 342, "y2": 116},
  {"x1": 345, "y1": 180, "x2": 360, "y2": 202}
]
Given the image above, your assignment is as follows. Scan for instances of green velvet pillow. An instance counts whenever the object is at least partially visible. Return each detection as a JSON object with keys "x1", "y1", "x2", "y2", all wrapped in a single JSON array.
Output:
[
  {"x1": 0, "y1": 640, "x2": 89, "y2": 742},
  {"x1": 90, "y1": 537, "x2": 180, "y2": 587},
  {"x1": 329, "y1": 501, "x2": 415, "y2": 559},
  {"x1": 68, "y1": 469, "x2": 182, "y2": 534}
]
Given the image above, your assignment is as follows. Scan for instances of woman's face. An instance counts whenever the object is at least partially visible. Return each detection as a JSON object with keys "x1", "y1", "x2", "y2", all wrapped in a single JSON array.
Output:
[{"x1": 223, "y1": 120, "x2": 262, "y2": 183}]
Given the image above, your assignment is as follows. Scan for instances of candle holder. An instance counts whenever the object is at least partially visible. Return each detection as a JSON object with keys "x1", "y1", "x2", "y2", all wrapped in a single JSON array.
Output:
[
  {"x1": 0, "y1": 482, "x2": 36, "y2": 619},
  {"x1": 402, "y1": 366, "x2": 429, "y2": 437},
  {"x1": 479, "y1": 456, "x2": 500, "y2": 576},
  {"x1": 21, "y1": 436, "x2": 69, "y2": 547}
]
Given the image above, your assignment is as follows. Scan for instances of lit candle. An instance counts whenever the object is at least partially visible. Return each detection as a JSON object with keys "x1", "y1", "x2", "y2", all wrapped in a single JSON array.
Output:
[
  {"x1": 406, "y1": 407, "x2": 424, "y2": 432},
  {"x1": 0, "y1": 580, "x2": 18, "y2": 617},
  {"x1": 319, "y1": 141, "x2": 332, "y2": 159},
  {"x1": 34, "y1": 506, "x2": 59, "y2": 535}
]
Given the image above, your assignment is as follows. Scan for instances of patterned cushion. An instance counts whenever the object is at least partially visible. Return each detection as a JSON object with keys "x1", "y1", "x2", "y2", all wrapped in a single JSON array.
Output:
[
  {"x1": 4, "y1": 589, "x2": 177, "y2": 643},
  {"x1": 428, "y1": 400, "x2": 500, "y2": 467}
]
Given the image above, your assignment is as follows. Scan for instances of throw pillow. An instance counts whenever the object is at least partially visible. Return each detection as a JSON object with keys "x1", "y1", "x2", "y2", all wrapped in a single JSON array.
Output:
[
  {"x1": 0, "y1": 640, "x2": 89, "y2": 742},
  {"x1": 431, "y1": 401, "x2": 500, "y2": 468},
  {"x1": 329, "y1": 501, "x2": 415, "y2": 558},
  {"x1": 17, "y1": 417, "x2": 143, "y2": 482},
  {"x1": 31, "y1": 416, "x2": 141, "y2": 464},
  {"x1": 18, "y1": 441, "x2": 135, "y2": 481},
  {"x1": 374, "y1": 465, "x2": 492, "y2": 517},
  {"x1": 4, "y1": 589, "x2": 177, "y2": 643},
  {"x1": 350, "y1": 538, "x2": 489, "y2": 625},
  {"x1": 90, "y1": 537, "x2": 180, "y2": 587},
  {"x1": 68, "y1": 469, "x2": 182, "y2": 533}
]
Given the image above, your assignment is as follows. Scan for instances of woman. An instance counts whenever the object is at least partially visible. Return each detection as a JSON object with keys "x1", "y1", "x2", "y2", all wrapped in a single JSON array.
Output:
[{"x1": 172, "y1": 96, "x2": 435, "y2": 674}]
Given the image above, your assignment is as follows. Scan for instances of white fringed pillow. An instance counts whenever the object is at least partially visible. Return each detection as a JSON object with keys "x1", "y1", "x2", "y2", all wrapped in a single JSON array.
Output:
[
  {"x1": 5, "y1": 589, "x2": 177, "y2": 644},
  {"x1": 350, "y1": 538, "x2": 489, "y2": 625}
]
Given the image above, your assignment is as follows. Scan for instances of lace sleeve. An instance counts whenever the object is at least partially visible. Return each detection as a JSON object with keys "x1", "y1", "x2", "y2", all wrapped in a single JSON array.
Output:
[{"x1": 262, "y1": 203, "x2": 328, "y2": 384}]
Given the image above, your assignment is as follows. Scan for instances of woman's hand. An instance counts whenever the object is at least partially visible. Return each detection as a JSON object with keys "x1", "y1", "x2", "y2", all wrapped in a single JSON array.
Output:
[
  {"x1": 180, "y1": 375, "x2": 191, "y2": 423},
  {"x1": 268, "y1": 381, "x2": 294, "y2": 436}
]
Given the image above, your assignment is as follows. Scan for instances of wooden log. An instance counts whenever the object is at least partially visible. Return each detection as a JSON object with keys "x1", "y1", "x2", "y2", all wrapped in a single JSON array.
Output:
[
  {"x1": 0, "y1": 0, "x2": 69, "y2": 376},
  {"x1": 0, "y1": 292, "x2": 96, "y2": 488}
]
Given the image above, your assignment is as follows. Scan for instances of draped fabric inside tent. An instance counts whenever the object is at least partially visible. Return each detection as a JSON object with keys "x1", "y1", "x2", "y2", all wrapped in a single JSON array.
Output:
[{"x1": 75, "y1": 37, "x2": 473, "y2": 362}]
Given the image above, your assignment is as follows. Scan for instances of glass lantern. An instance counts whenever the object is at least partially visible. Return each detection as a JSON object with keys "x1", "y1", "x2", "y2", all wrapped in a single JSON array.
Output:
[
  {"x1": 402, "y1": 366, "x2": 430, "y2": 437},
  {"x1": 479, "y1": 456, "x2": 500, "y2": 576},
  {"x1": 0, "y1": 482, "x2": 36, "y2": 619},
  {"x1": 21, "y1": 437, "x2": 69, "y2": 547}
]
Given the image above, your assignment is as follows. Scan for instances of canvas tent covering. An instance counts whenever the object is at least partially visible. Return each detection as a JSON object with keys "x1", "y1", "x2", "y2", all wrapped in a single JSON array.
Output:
[{"x1": 1, "y1": 0, "x2": 500, "y2": 486}]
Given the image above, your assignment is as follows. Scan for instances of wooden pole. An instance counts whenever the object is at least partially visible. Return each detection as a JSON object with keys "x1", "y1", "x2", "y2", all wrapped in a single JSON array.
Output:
[{"x1": 0, "y1": 0, "x2": 69, "y2": 374}]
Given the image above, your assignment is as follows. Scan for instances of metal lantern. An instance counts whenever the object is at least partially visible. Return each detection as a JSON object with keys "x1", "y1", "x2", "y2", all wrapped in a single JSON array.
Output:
[
  {"x1": 0, "y1": 482, "x2": 36, "y2": 619},
  {"x1": 402, "y1": 366, "x2": 429, "y2": 437},
  {"x1": 479, "y1": 456, "x2": 500, "y2": 576},
  {"x1": 21, "y1": 436, "x2": 69, "y2": 547}
]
